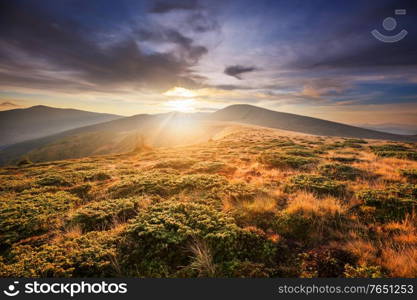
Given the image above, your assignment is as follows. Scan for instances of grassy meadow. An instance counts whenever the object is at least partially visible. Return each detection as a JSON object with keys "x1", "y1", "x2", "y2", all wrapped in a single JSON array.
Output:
[{"x1": 1, "y1": 125, "x2": 417, "y2": 278}]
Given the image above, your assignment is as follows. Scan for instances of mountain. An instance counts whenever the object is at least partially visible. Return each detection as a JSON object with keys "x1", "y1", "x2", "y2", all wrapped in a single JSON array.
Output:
[
  {"x1": 1, "y1": 104, "x2": 416, "y2": 165},
  {"x1": 0, "y1": 112, "x2": 222, "y2": 164},
  {"x1": 210, "y1": 104, "x2": 417, "y2": 142},
  {"x1": 356, "y1": 123, "x2": 417, "y2": 135},
  {"x1": 0, "y1": 105, "x2": 121, "y2": 147}
]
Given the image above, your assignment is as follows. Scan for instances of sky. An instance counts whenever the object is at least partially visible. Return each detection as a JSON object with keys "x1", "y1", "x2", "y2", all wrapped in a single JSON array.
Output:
[{"x1": 0, "y1": 0, "x2": 417, "y2": 126}]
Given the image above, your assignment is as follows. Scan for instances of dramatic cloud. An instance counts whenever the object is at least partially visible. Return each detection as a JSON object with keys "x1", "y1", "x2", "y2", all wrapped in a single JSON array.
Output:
[
  {"x1": 150, "y1": 0, "x2": 199, "y2": 14},
  {"x1": 224, "y1": 65, "x2": 258, "y2": 80},
  {"x1": 0, "y1": 0, "x2": 214, "y2": 93},
  {"x1": 0, "y1": 0, "x2": 416, "y2": 123}
]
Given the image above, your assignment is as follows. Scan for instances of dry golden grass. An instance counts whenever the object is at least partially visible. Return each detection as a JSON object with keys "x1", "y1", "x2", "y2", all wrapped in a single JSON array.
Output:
[
  {"x1": 285, "y1": 191, "x2": 346, "y2": 217},
  {"x1": 187, "y1": 239, "x2": 217, "y2": 277}
]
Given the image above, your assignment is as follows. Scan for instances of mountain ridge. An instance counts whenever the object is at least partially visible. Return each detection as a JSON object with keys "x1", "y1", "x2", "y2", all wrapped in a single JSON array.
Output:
[
  {"x1": 211, "y1": 104, "x2": 416, "y2": 141},
  {"x1": 0, "y1": 105, "x2": 122, "y2": 147},
  {"x1": 0, "y1": 104, "x2": 416, "y2": 165}
]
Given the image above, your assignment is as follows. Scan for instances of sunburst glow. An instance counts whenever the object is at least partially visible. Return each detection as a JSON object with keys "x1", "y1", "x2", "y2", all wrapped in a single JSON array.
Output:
[
  {"x1": 163, "y1": 87, "x2": 197, "y2": 98},
  {"x1": 165, "y1": 99, "x2": 195, "y2": 112}
]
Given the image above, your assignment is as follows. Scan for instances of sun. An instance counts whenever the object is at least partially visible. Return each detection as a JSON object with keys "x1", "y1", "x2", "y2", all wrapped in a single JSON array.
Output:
[
  {"x1": 163, "y1": 87, "x2": 197, "y2": 98},
  {"x1": 163, "y1": 87, "x2": 198, "y2": 112},
  {"x1": 165, "y1": 99, "x2": 195, "y2": 112}
]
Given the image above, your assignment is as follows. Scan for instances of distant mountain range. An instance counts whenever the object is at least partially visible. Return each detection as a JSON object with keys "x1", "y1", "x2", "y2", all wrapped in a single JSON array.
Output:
[
  {"x1": 356, "y1": 123, "x2": 417, "y2": 135},
  {"x1": 211, "y1": 104, "x2": 417, "y2": 141},
  {"x1": 0, "y1": 105, "x2": 121, "y2": 147},
  {"x1": 0, "y1": 104, "x2": 416, "y2": 165}
]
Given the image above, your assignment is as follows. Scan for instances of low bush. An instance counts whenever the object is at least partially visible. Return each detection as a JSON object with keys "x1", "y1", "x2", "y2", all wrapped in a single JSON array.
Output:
[
  {"x1": 284, "y1": 149, "x2": 317, "y2": 157},
  {"x1": 84, "y1": 172, "x2": 112, "y2": 181},
  {"x1": 68, "y1": 184, "x2": 92, "y2": 201},
  {"x1": 259, "y1": 153, "x2": 317, "y2": 170},
  {"x1": 344, "y1": 264, "x2": 385, "y2": 278},
  {"x1": 120, "y1": 201, "x2": 277, "y2": 277},
  {"x1": 371, "y1": 144, "x2": 417, "y2": 161},
  {"x1": 319, "y1": 163, "x2": 363, "y2": 180},
  {"x1": 356, "y1": 185, "x2": 417, "y2": 222},
  {"x1": 371, "y1": 144, "x2": 410, "y2": 152},
  {"x1": 36, "y1": 175, "x2": 71, "y2": 187},
  {"x1": 108, "y1": 172, "x2": 229, "y2": 198},
  {"x1": 373, "y1": 151, "x2": 417, "y2": 161},
  {"x1": 68, "y1": 198, "x2": 138, "y2": 231},
  {"x1": 330, "y1": 157, "x2": 359, "y2": 163},
  {"x1": 154, "y1": 159, "x2": 196, "y2": 170},
  {"x1": 1, "y1": 230, "x2": 121, "y2": 277},
  {"x1": 190, "y1": 161, "x2": 237, "y2": 174},
  {"x1": 0, "y1": 192, "x2": 79, "y2": 247},
  {"x1": 0, "y1": 179, "x2": 32, "y2": 193},
  {"x1": 285, "y1": 175, "x2": 346, "y2": 197}
]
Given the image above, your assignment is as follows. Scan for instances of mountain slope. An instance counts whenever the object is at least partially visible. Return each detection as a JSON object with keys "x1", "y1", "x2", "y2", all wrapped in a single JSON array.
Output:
[
  {"x1": 0, "y1": 112, "x2": 222, "y2": 164},
  {"x1": 1, "y1": 104, "x2": 416, "y2": 165},
  {"x1": 210, "y1": 104, "x2": 417, "y2": 141},
  {"x1": 0, "y1": 105, "x2": 121, "y2": 147}
]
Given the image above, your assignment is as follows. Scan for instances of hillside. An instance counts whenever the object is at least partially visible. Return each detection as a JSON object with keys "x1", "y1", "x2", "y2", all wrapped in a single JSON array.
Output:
[
  {"x1": 1, "y1": 104, "x2": 416, "y2": 166},
  {"x1": 0, "y1": 113, "x2": 222, "y2": 165},
  {"x1": 0, "y1": 105, "x2": 121, "y2": 147},
  {"x1": 1, "y1": 125, "x2": 417, "y2": 277},
  {"x1": 211, "y1": 104, "x2": 417, "y2": 141}
]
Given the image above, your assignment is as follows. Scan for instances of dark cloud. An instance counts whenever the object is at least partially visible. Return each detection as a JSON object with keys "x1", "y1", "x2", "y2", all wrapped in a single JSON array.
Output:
[
  {"x1": 224, "y1": 65, "x2": 258, "y2": 80},
  {"x1": 150, "y1": 0, "x2": 199, "y2": 14},
  {"x1": 135, "y1": 28, "x2": 208, "y2": 63},
  {"x1": 286, "y1": 0, "x2": 417, "y2": 71},
  {"x1": 0, "y1": 0, "x2": 213, "y2": 93},
  {"x1": 212, "y1": 84, "x2": 256, "y2": 91}
]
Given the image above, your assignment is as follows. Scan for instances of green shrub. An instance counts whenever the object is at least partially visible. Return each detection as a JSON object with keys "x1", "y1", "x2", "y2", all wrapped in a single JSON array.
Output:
[
  {"x1": 319, "y1": 163, "x2": 363, "y2": 180},
  {"x1": 109, "y1": 172, "x2": 229, "y2": 198},
  {"x1": 285, "y1": 175, "x2": 346, "y2": 197},
  {"x1": 233, "y1": 210, "x2": 280, "y2": 232},
  {"x1": 259, "y1": 153, "x2": 317, "y2": 170},
  {"x1": 344, "y1": 264, "x2": 385, "y2": 278},
  {"x1": 36, "y1": 175, "x2": 71, "y2": 187},
  {"x1": 68, "y1": 184, "x2": 92, "y2": 201},
  {"x1": 356, "y1": 186, "x2": 417, "y2": 222},
  {"x1": 219, "y1": 260, "x2": 273, "y2": 278},
  {"x1": 274, "y1": 210, "x2": 347, "y2": 243},
  {"x1": 1, "y1": 230, "x2": 120, "y2": 277},
  {"x1": 84, "y1": 172, "x2": 111, "y2": 181},
  {"x1": 344, "y1": 139, "x2": 368, "y2": 144},
  {"x1": 373, "y1": 151, "x2": 417, "y2": 161},
  {"x1": 154, "y1": 159, "x2": 196, "y2": 170},
  {"x1": 330, "y1": 157, "x2": 359, "y2": 163},
  {"x1": 284, "y1": 149, "x2": 317, "y2": 157},
  {"x1": 120, "y1": 202, "x2": 277, "y2": 277},
  {"x1": 191, "y1": 161, "x2": 237, "y2": 174},
  {"x1": 68, "y1": 198, "x2": 138, "y2": 231},
  {"x1": 0, "y1": 178, "x2": 32, "y2": 192},
  {"x1": 0, "y1": 192, "x2": 79, "y2": 246},
  {"x1": 371, "y1": 144, "x2": 410, "y2": 152},
  {"x1": 371, "y1": 144, "x2": 417, "y2": 161}
]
